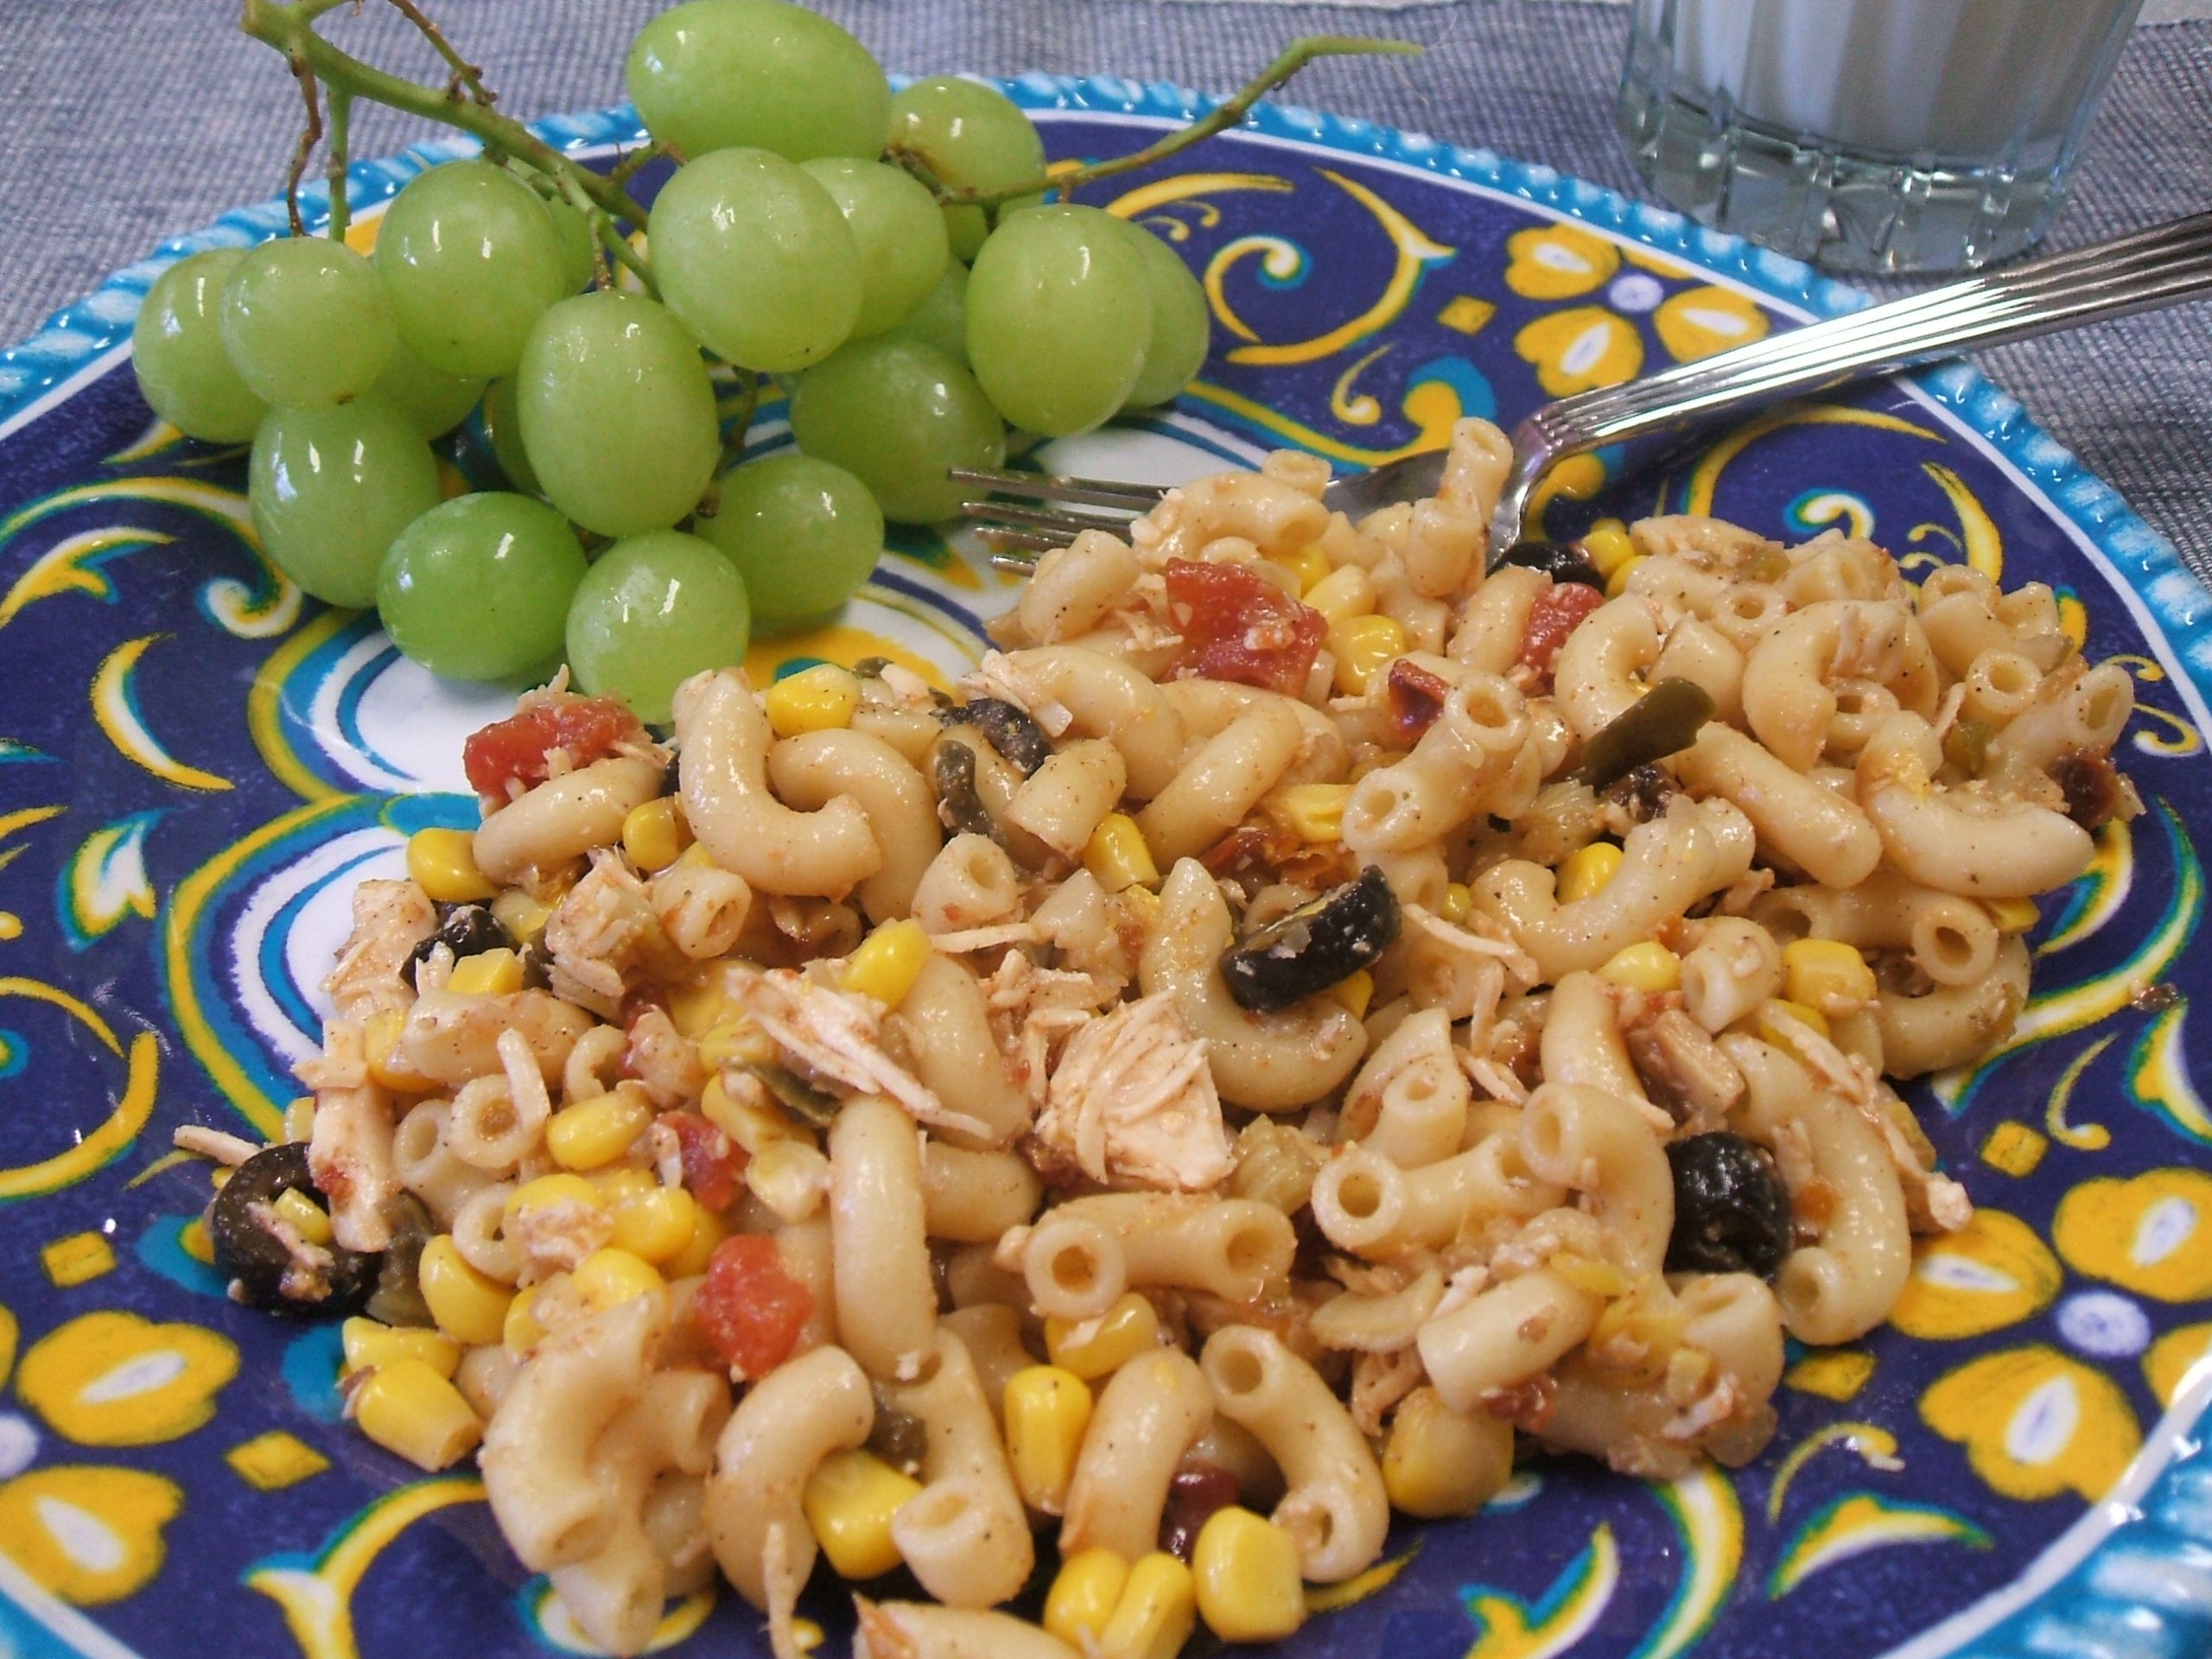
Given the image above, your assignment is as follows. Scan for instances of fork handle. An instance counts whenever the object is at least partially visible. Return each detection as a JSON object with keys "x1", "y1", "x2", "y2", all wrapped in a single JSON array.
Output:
[{"x1": 1496, "y1": 210, "x2": 2212, "y2": 543}]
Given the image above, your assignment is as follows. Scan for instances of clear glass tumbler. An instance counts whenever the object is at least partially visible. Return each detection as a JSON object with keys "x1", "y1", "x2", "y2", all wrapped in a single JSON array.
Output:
[{"x1": 1616, "y1": 0, "x2": 2146, "y2": 274}]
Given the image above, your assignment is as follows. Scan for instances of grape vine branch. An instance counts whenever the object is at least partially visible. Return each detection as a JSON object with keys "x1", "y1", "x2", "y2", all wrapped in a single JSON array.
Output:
[{"x1": 238, "y1": 0, "x2": 1416, "y2": 270}]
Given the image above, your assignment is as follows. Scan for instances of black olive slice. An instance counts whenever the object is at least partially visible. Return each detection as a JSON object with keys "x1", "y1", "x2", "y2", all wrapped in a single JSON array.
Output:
[
  {"x1": 1663, "y1": 1132, "x2": 1793, "y2": 1280},
  {"x1": 405, "y1": 902, "x2": 517, "y2": 987},
  {"x1": 1221, "y1": 866, "x2": 1400, "y2": 1014},
  {"x1": 931, "y1": 741, "x2": 1000, "y2": 842},
  {"x1": 1577, "y1": 677, "x2": 1716, "y2": 791},
  {"x1": 1499, "y1": 540, "x2": 1605, "y2": 590},
  {"x1": 209, "y1": 1142, "x2": 379, "y2": 1318},
  {"x1": 941, "y1": 696, "x2": 1053, "y2": 776}
]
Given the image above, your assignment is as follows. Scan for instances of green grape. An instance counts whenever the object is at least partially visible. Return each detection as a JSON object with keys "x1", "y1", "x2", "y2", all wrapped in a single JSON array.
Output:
[
  {"x1": 378, "y1": 493, "x2": 587, "y2": 681},
  {"x1": 220, "y1": 236, "x2": 397, "y2": 410},
  {"x1": 965, "y1": 205, "x2": 1152, "y2": 437},
  {"x1": 566, "y1": 531, "x2": 752, "y2": 723},
  {"x1": 371, "y1": 336, "x2": 487, "y2": 437},
  {"x1": 887, "y1": 78, "x2": 1046, "y2": 260},
  {"x1": 799, "y1": 158, "x2": 949, "y2": 339},
  {"x1": 696, "y1": 451, "x2": 883, "y2": 629},
  {"x1": 480, "y1": 377, "x2": 540, "y2": 494},
  {"x1": 541, "y1": 193, "x2": 598, "y2": 295},
  {"x1": 374, "y1": 160, "x2": 569, "y2": 378},
  {"x1": 515, "y1": 291, "x2": 721, "y2": 537},
  {"x1": 1120, "y1": 221, "x2": 1211, "y2": 409},
  {"x1": 650, "y1": 149, "x2": 862, "y2": 372},
  {"x1": 626, "y1": 0, "x2": 890, "y2": 162},
  {"x1": 790, "y1": 337, "x2": 1004, "y2": 524},
  {"x1": 885, "y1": 262, "x2": 969, "y2": 365},
  {"x1": 132, "y1": 250, "x2": 268, "y2": 442},
  {"x1": 249, "y1": 398, "x2": 442, "y2": 608}
]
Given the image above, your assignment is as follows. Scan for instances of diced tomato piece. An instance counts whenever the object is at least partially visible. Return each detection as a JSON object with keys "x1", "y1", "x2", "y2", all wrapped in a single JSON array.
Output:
[
  {"x1": 1384, "y1": 658, "x2": 1452, "y2": 746},
  {"x1": 462, "y1": 694, "x2": 646, "y2": 802},
  {"x1": 664, "y1": 1109, "x2": 747, "y2": 1213},
  {"x1": 1517, "y1": 582, "x2": 1605, "y2": 681},
  {"x1": 695, "y1": 1235, "x2": 815, "y2": 1378},
  {"x1": 1163, "y1": 559, "x2": 1328, "y2": 696}
]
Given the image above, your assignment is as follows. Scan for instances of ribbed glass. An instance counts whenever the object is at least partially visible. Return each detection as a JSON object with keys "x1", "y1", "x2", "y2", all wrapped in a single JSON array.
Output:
[{"x1": 1616, "y1": 0, "x2": 2145, "y2": 274}]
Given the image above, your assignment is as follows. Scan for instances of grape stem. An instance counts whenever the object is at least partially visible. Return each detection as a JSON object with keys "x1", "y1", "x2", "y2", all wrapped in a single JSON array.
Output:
[
  {"x1": 239, "y1": 0, "x2": 657, "y2": 235},
  {"x1": 923, "y1": 35, "x2": 1423, "y2": 208},
  {"x1": 382, "y1": 0, "x2": 494, "y2": 107},
  {"x1": 283, "y1": 50, "x2": 325, "y2": 237},
  {"x1": 324, "y1": 86, "x2": 353, "y2": 241}
]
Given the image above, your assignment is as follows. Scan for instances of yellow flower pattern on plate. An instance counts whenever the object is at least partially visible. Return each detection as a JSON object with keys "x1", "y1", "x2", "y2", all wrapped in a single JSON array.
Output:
[
  {"x1": 16, "y1": 1309, "x2": 238, "y2": 1446},
  {"x1": 1922, "y1": 1347, "x2": 2142, "y2": 1503}
]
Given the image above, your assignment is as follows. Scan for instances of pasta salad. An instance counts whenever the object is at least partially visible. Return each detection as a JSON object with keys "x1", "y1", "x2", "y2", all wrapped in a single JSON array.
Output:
[{"x1": 183, "y1": 418, "x2": 2139, "y2": 1659}]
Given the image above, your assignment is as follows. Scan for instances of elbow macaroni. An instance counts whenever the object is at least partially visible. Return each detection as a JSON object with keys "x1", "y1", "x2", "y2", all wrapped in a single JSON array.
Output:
[{"x1": 266, "y1": 439, "x2": 2139, "y2": 1657}]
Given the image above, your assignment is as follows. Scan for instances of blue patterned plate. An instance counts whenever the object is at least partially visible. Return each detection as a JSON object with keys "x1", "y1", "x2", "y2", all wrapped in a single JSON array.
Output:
[{"x1": 2, "y1": 78, "x2": 2210, "y2": 1659}]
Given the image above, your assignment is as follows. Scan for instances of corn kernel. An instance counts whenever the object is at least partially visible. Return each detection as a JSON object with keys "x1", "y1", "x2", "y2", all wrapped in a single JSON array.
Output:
[
  {"x1": 1605, "y1": 555, "x2": 1648, "y2": 599},
  {"x1": 504, "y1": 1173, "x2": 605, "y2": 1221},
  {"x1": 608, "y1": 1185, "x2": 699, "y2": 1264},
  {"x1": 842, "y1": 918, "x2": 931, "y2": 1011},
  {"x1": 446, "y1": 947, "x2": 523, "y2": 998},
  {"x1": 591, "y1": 1167, "x2": 658, "y2": 1206},
  {"x1": 1003, "y1": 1365, "x2": 1093, "y2": 1516},
  {"x1": 1046, "y1": 1291, "x2": 1160, "y2": 1381},
  {"x1": 664, "y1": 1205, "x2": 728, "y2": 1280},
  {"x1": 546, "y1": 1089, "x2": 655, "y2": 1171},
  {"x1": 1328, "y1": 614, "x2": 1407, "y2": 696},
  {"x1": 1274, "y1": 543, "x2": 1332, "y2": 595},
  {"x1": 747, "y1": 1140, "x2": 832, "y2": 1224},
  {"x1": 791, "y1": 1618, "x2": 823, "y2": 1655},
  {"x1": 1334, "y1": 969, "x2": 1375, "y2": 1020},
  {"x1": 417, "y1": 1236, "x2": 512, "y2": 1347},
  {"x1": 363, "y1": 1006, "x2": 429, "y2": 1093},
  {"x1": 350, "y1": 1357, "x2": 483, "y2": 1471},
  {"x1": 1440, "y1": 881, "x2": 1475, "y2": 925},
  {"x1": 1046, "y1": 1549, "x2": 1131, "y2": 1650},
  {"x1": 341, "y1": 1317, "x2": 460, "y2": 1380},
  {"x1": 503, "y1": 1284, "x2": 550, "y2": 1358},
  {"x1": 665, "y1": 978, "x2": 732, "y2": 1038},
  {"x1": 766, "y1": 663, "x2": 863, "y2": 738},
  {"x1": 1084, "y1": 813, "x2": 1160, "y2": 893},
  {"x1": 1272, "y1": 783, "x2": 1350, "y2": 844},
  {"x1": 802, "y1": 1449, "x2": 921, "y2": 1580},
  {"x1": 1302, "y1": 564, "x2": 1374, "y2": 626},
  {"x1": 282, "y1": 1095, "x2": 316, "y2": 1143},
  {"x1": 1549, "y1": 1251, "x2": 1632, "y2": 1297},
  {"x1": 1556, "y1": 842, "x2": 1623, "y2": 904},
  {"x1": 1098, "y1": 1552, "x2": 1197, "y2": 1659},
  {"x1": 1579, "y1": 518, "x2": 1636, "y2": 578},
  {"x1": 406, "y1": 827, "x2": 497, "y2": 905},
  {"x1": 1986, "y1": 897, "x2": 2040, "y2": 933},
  {"x1": 700, "y1": 1073, "x2": 804, "y2": 1156},
  {"x1": 696, "y1": 1016, "x2": 778, "y2": 1070},
  {"x1": 1599, "y1": 941, "x2": 1681, "y2": 994},
  {"x1": 571, "y1": 1248, "x2": 666, "y2": 1313},
  {"x1": 180, "y1": 1217, "x2": 214, "y2": 1265},
  {"x1": 1757, "y1": 998, "x2": 1834, "y2": 1043},
  {"x1": 1782, "y1": 938, "x2": 1878, "y2": 1011},
  {"x1": 272, "y1": 1188, "x2": 335, "y2": 1247},
  {"x1": 621, "y1": 796, "x2": 690, "y2": 873},
  {"x1": 210, "y1": 1166, "x2": 232, "y2": 1192},
  {"x1": 491, "y1": 887, "x2": 553, "y2": 946},
  {"x1": 1382, "y1": 1389, "x2": 1514, "y2": 1520},
  {"x1": 1192, "y1": 1507, "x2": 1306, "y2": 1643}
]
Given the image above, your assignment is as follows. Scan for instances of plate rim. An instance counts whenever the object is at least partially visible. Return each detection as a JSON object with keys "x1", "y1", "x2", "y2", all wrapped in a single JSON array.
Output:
[{"x1": 1, "y1": 73, "x2": 2208, "y2": 1659}]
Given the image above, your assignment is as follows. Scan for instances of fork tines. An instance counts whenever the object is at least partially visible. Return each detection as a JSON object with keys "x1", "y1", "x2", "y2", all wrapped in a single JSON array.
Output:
[{"x1": 951, "y1": 465, "x2": 1168, "y2": 569}]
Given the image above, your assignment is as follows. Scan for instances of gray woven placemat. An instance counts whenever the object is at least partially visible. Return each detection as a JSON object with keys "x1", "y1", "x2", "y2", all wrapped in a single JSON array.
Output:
[{"x1": 3, "y1": 1, "x2": 2204, "y2": 569}]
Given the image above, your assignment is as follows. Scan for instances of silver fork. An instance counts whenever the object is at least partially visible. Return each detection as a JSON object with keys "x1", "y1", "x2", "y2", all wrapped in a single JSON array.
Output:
[{"x1": 957, "y1": 208, "x2": 2212, "y2": 565}]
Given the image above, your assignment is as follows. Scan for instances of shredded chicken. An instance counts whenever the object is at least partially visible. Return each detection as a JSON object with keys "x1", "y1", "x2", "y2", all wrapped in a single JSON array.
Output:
[
  {"x1": 1349, "y1": 1347, "x2": 1425, "y2": 1439},
  {"x1": 245, "y1": 1200, "x2": 337, "y2": 1304},
  {"x1": 323, "y1": 879, "x2": 435, "y2": 1022},
  {"x1": 1625, "y1": 1009, "x2": 1745, "y2": 1133},
  {"x1": 1030, "y1": 993, "x2": 1231, "y2": 1192},
  {"x1": 303, "y1": 1018, "x2": 400, "y2": 1252},
  {"x1": 542, "y1": 853, "x2": 677, "y2": 1020},
  {"x1": 977, "y1": 950, "x2": 1121, "y2": 1103},
  {"x1": 173, "y1": 1124, "x2": 259, "y2": 1166},
  {"x1": 965, "y1": 652, "x2": 1071, "y2": 735},
  {"x1": 1396, "y1": 904, "x2": 1515, "y2": 1025},
  {"x1": 732, "y1": 969, "x2": 983, "y2": 1138}
]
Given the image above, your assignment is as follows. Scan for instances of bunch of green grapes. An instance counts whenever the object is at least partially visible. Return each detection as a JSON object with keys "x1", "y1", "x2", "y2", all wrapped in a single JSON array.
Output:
[{"x1": 133, "y1": 0, "x2": 1211, "y2": 722}]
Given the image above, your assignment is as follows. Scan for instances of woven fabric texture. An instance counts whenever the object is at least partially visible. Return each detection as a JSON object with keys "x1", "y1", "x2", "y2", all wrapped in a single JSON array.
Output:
[{"x1": 3, "y1": 1, "x2": 2204, "y2": 568}]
